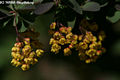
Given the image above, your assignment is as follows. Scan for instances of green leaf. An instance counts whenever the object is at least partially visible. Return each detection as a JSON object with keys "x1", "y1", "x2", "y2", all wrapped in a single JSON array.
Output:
[
  {"x1": 106, "y1": 11, "x2": 120, "y2": 23},
  {"x1": 0, "y1": 8, "x2": 11, "y2": 16},
  {"x1": 8, "y1": 4, "x2": 15, "y2": 11},
  {"x1": 68, "y1": 20, "x2": 75, "y2": 28},
  {"x1": 33, "y1": 0, "x2": 43, "y2": 3},
  {"x1": 69, "y1": 0, "x2": 82, "y2": 14},
  {"x1": 82, "y1": 1, "x2": 100, "y2": 11},
  {"x1": 100, "y1": 2, "x2": 108, "y2": 7},
  {"x1": 13, "y1": 14, "x2": 19, "y2": 26},
  {"x1": 34, "y1": 2, "x2": 54, "y2": 15},
  {"x1": 20, "y1": 21, "x2": 27, "y2": 32},
  {"x1": 3, "y1": 18, "x2": 11, "y2": 27},
  {"x1": 14, "y1": 4, "x2": 35, "y2": 10},
  {"x1": 22, "y1": 18, "x2": 34, "y2": 25}
]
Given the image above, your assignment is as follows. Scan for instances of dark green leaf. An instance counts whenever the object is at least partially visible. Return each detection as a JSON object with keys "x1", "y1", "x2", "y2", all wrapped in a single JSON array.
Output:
[
  {"x1": 69, "y1": 0, "x2": 82, "y2": 14},
  {"x1": 3, "y1": 18, "x2": 11, "y2": 27},
  {"x1": 82, "y1": 2, "x2": 100, "y2": 11},
  {"x1": 20, "y1": 21, "x2": 27, "y2": 32},
  {"x1": 34, "y1": 2, "x2": 54, "y2": 15},
  {"x1": 13, "y1": 15, "x2": 19, "y2": 26},
  {"x1": 106, "y1": 11, "x2": 120, "y2": 23},
  {"x1": 33, "y1": 0, "x2": 43, "y2": 3},
  {"x1": 0, "y1": 8, "x2": 11, "y2": 16},
  {"x1": 14, "y1": 4, "x2": 35, "y2": 10},
  {"x1": 68, "y1": 20, "x2": 75, "y2": 28}
]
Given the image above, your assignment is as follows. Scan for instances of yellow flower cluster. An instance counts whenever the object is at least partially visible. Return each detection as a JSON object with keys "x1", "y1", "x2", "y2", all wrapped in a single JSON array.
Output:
[
  {"x1": 49, "y1": 24, "x2": 77, "y2": 56},
  {"x1": 49, "y1": 22, "x2": 105, "y2": 63},
  {"x1": 76, "y1": 31, "x2": 105, "y2": 63},
  {"x1": 11, "y1": 38, "x2": 44, "y2": 71},
  {"x1": 80, "y1": 19, "x2": 98, "y2": 31}
]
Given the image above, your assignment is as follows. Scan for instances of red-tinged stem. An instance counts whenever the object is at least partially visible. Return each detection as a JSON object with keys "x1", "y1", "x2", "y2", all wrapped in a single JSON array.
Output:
[{"x1": 13, "y1": 12, "x2": 20, "y2": 42}]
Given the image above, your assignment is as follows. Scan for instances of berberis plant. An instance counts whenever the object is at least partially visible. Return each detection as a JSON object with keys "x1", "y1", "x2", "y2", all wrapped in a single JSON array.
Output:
[{"x1": 0, "y1": 0, "x2": 119, "y2": 71}]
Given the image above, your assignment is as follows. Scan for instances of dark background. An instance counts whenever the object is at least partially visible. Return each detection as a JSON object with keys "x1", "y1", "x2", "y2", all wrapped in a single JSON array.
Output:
[{"x1": 0, "y1": 0, "x2": 120, "y2": 80}]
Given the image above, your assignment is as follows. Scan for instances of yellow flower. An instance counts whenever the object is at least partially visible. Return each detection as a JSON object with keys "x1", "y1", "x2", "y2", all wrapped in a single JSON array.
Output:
[
  {"x1": 85, "y1": 31, "x2": 94, "y2": 41},
  {"x1": 51, "y1": 44, "x2": 61, "y2": 53},
  {"x1": 73, "y1": 35, "x2": 78, "y2": 40},
  {"x1": 11, "y1": 47, "x2": 20, "y2": 52},
  {"x1": 22, "y1": 45, "x2": 32, "y2": 54},
  {"x1": 79, "y1": 42, "x2": 88, "y2": 49},
  {"x1": 92, "y1": 36, "x2": 97, "y2": 42},
  {"x1": 96, "y1": 50, "x2": 102, "y2": 55},
  {"x1": 33, "y1": 58, "x2": 38, "y2": 63},
  {"x1": 98, "y1": 35, "x2": 103, "y2": 41},
  {"x1": 21, "y1": 64, "x2": 30, "y2": 71},
  {"x1": 14, "y1": 42, "x2": 23, "y2": 47},
  {"x1": 71, "y1": 40, "x2": 77, "y2": 45},
  {"x1": 11, "y1": 59, "x2": 21, "y2": 67},
  {"x1": 89, "y1": 42, "x2": 98, "y2": 49},
  {"x1": 86, "y1": 49, "x2": 96, "y2": 57},
  {"x1": 49, "y1": 38, "x2": 55, "y2": 45},
  {"x1": 66, "y1": 27, "x2": 72, "y2": 33},
  {"x1": 15, "y1": 61, "x2": 21, "y2": 67},
  {"x1": 11, "y1": 59, "x2": 16, "y2": 65},
  {"x1": 53, "y1": 32, "x2": 61, "y2": 39},
  {"x1": 83, "y1": 38, "x2": 90, "y2": 43},
  {"x1": 11, "y1": 37, "x2": 44, "y2": 71},
  {"x1": 99, "y1": 31, "x2": 106, "y2": 40},
  {"x1": 69, "y1": 44, "x2": 73, "y2": 49},
  {"x1": 78, "y1": 35, "x2": 83, "y2": 41},
  {"x1": 64, "y1": 48, "x2": 71, "y2": 56},
  {"x1": 50, "y1": 22, "x2": 56, "y2": 29},
  {"x1": 96, "y1": 41, "x2": 102, "y2": 49},
  {"x1": 29, "y1": 51, "x2": 36, "y2": 58},
  {"x1": 24, "y1": 58, "x2": 33, "y2": 64},
  {"x1": 31, "y1": 58, "x2": 38, "y2": 65},
  {"x1": 66, "y1": 32, "x2": 73, "y2": 39},
  {"x1": 24, "y1": 38, "x2": 30, "y2": 45},
  {"x1": 59, "y1": 37, "x2": 66, "y2": 45},
  {"x1": 15, "y1": 53, "x2": 21, "y2": 59},
  {"x1": 11, "y1": 52, "x2": 16, "y2": 58},
  {"x1": 49, "y1": 38, "x2": 58, "y2": 45},
  {"x1": 24, "y1": 45, "x2": 31, "y2": 50},
  {"x1": 85, "y1": 59, "x2": 91, "y2": 63},
  {"x1": 36, "y1": 49, "x2": 44, "y2": 57},
  {"x1": 59, "y1": 27, "x2": 67, "y2": 34},
  {"x1": 65, "y1": 39, "x2": 71, "y2": 44}
]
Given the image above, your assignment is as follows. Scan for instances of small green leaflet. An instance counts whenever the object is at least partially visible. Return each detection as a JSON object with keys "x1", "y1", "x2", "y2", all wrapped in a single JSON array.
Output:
[
  {"x1": 3, "y1": 18, "x2": 11, "y2": 27},
  {"x1": 13, "y1": 14, "x2": 19, "y2": 27},
  {"x1": 20, "y1": 21, "x2": 27, "y2": 32},
  {"x1": 68, "y1": 19, "x2": 75, "y2": 28},
  {"x1": 0, "y1": 8, "x2": 11, "y2": 16},
  {"x1": 106, "y1": 11, "x2": 120, "y2": 23}
]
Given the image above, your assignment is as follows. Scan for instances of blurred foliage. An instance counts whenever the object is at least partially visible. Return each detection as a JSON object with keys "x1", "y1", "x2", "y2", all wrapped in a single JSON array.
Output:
[{"x1": 0, "y1": 0, "x2": 120, "y2": 80}]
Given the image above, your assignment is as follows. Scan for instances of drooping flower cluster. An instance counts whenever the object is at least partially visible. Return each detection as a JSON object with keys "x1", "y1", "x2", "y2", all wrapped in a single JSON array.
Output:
[
  {"x1": 49, "y1": 23, "x2": 78, "y2": 56},
  {"x1": 11, "y1": 38, "x2": 44, "y2": 71},
  {"x1": 49, "y1": 22, "x2": 105, "y2": 63},
  {"x1": 80, "y1": 19, "x2": 98, "y2": 31},
  {"x1": 76, "y1": 31, "x2": 105, "y2": 63}
]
